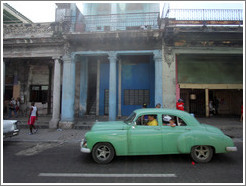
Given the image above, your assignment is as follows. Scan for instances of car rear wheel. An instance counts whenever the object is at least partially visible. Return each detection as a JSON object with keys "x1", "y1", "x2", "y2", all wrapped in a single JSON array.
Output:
[
  {"x1": 92, "y1": 143, "x2": 115, "y2": 164},
  {"x1": 191, "y1": 145, "x2": 213, "y2": 163}
]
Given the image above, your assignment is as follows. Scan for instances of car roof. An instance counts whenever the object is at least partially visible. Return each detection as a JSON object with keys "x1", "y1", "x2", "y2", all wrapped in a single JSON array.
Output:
[
  {"x1": 134, "y1": 108, "x2": 186, "y2": 115},
  {"x1": 133, "y1": 108, "x2": 200, "y2": 126}
]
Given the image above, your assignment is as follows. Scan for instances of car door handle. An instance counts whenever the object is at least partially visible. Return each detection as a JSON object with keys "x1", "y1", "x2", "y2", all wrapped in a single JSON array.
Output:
[
  {"x1": 185, "y1": 128, "x2": 191, "y2": 130},
  {"x1": 154, "y1": 127, "x2": 161, "y2": 130}
]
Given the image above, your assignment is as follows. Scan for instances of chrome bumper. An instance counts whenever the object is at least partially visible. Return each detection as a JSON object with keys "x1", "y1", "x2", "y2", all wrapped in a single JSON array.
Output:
[
  {"x1": 80, "y1": 139, "x2": 91, "y2": 153},
  {"x1": 3, "y1": 129, "x2": 19, "y2": 138},
  {"x1": 226, "y1": 147, "x2": 238, "y2": 152}
]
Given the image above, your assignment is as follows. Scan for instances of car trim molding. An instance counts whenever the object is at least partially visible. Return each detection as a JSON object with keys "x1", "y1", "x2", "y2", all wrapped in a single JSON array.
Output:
[{"x1": 226, "y1": 147, "x2": 237, "y2": 152}]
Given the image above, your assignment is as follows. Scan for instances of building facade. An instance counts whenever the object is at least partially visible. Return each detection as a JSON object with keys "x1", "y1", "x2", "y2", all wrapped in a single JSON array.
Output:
[{"x1": 3, "y1": 3, "x2": 243, "y2": 128}]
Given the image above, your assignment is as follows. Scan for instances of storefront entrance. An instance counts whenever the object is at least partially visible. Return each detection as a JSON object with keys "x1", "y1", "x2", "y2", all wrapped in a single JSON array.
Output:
[{"x1": 180, "y1": 88, "x2": 243, "y2": 117}]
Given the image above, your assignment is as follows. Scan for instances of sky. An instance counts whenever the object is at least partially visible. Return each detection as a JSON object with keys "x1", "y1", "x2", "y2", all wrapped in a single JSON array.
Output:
[{"x1": 5, "y1": 1, "x2": 244, "y2": 23}]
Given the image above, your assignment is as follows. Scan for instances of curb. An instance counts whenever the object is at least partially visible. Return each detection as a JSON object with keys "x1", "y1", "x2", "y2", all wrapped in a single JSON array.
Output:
[
  {"x1": 17, "y1": 124, "x2": 92, "y2": 130},
  {"x1": 4, "y1": 138, "x2": 242, "y2": 143},
  {"x1": 3, "y1": 139, "x2": 82, "y2": 143}
]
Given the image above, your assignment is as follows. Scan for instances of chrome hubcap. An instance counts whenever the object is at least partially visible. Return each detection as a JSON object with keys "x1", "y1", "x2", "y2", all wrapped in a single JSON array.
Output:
[
  {"x1": 194, "y1": 146, "x2": 210, "y2": 160},
  {"x1": 96, "y1": 145, "x2": 110, "y2": 160}
]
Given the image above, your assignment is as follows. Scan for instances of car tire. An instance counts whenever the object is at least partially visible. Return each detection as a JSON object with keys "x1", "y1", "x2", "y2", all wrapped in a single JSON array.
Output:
[
  {"x1": 92, "y1": 142, "x2": 115, "y2": 164},
  {"x1": 191, "y1": 145, "x2": 213, "y2": 163}
]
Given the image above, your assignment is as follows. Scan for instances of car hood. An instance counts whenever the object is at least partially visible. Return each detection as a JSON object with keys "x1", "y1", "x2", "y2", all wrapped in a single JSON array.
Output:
[
  {"x1": 91, "y1": 121, "x2": 129, "y2": 131},
  {"x1": 201, "y1": 124, "x2": 224, "y2": 135}
]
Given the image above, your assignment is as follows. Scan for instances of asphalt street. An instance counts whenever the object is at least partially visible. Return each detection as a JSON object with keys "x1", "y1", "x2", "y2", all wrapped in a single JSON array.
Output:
[{"x1": 3, "y1": 140, "x2": 243, "y2": 184}]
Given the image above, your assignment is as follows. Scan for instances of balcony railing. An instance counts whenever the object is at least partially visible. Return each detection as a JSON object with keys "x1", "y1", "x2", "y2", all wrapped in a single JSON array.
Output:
[
  {"x1": 74, "y1": 12, "x2": 160, "y2": 32},
  {"x1": 3, "y1": 22, "x2": 70, "y2": 39},
  {"x1": 163, "y1": 8, "x2": 243, "y2": 21}
]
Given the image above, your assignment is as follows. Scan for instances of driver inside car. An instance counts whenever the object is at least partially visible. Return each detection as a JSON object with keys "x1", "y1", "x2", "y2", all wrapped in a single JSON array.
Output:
[{"x1": 146, "y1": 115, "x2": 158, "y2": 126}]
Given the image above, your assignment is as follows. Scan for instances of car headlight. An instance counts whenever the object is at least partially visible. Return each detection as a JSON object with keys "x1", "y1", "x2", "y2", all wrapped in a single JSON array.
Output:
[{"x1": 82, "y1": 138, "x2": 88, "y2": 148}]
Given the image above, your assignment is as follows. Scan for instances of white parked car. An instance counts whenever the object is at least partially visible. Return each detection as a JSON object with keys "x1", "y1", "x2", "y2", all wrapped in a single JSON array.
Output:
[{"x1": 3, "y1": 120, "x2": 20, "y2": 138}]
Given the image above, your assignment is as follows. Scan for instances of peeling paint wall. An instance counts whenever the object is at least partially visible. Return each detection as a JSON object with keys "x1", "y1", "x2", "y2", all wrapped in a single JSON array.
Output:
[{"x1": 177, "y1": 54, "x2": 243, "y2": 84}]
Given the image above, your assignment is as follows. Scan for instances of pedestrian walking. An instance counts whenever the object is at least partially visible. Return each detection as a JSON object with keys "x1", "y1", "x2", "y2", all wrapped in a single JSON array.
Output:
[
  {"x1": 28, "y1": 102, "x2": 38, "y2": 135},
  {"x1": 176, "y1": 98, "x2": 184, "y2": 111},
  {"x1": 8, "y1": 98, "x2": 17, "y2": 118}
]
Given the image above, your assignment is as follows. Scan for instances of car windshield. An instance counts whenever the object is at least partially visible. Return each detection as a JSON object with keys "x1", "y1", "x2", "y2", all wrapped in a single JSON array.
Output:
[{"x1": 124, "y1": 112, "x2": 136, "y2": 124}]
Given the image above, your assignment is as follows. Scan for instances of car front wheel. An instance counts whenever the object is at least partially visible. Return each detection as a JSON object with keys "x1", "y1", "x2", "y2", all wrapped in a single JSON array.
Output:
[
  {"x1": 191, "y1": 145, "x2": 213, "y2": 163},
  {"x1": 92, "y1": 143, "x2": 115, "y2": 164}
]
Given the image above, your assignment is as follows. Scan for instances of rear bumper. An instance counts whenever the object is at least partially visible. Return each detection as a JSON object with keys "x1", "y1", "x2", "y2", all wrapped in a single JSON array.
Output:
[
  {"x1": 80, "y1": 139, "x2": 91, "y2": 153},
  {"x1": 226, "y1": 147, "x2": 238, "y2": 152},
  {"x1": 3, "y1": 129, "x2": 19, "y2": 138}
]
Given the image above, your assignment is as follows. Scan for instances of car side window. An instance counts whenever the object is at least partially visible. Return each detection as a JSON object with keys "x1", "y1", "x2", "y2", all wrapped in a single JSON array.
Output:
[
  {"x1": 162, "y1": 115, "x2": 187, "y2": 126},
  {"x1": 136, "y1": 114, "x2": 158, "y2": 126},
  {"x1": 176, "y1": 117, "x2": 187, "y2": 126}
]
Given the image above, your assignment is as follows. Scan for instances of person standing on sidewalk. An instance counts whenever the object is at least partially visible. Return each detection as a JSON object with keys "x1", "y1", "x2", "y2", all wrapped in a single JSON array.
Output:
[
  {"x1": 155, "y1": 103, "x2": 161, "y2": 108},
  {"x1": 176, "y1": 99, "x2": 185, "y2": 111},
  {"x1": 28, "y1": 102, "x2": 38, "y2": 135}
]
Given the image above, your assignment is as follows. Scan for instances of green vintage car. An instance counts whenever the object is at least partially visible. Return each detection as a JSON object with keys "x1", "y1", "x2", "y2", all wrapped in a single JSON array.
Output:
[{"x1": 80, "y1": 108, "x2": 237, "y2": 164}]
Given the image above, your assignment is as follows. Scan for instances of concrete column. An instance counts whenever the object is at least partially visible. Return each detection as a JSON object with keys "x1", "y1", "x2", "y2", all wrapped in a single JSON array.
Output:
[
  {"x1": 48, "y1": 64, "x2": 52, "y2": 114},
  {"x1": 176, "y1": 58, "x2": 180, "y2": 102},
  {"x1": 118, "y1": 59, "x2": 122, "y2": 117},
  {"x1": 13, "y1": 71, "x2": 19, "y2": 99},
  {"x1": 205, "y1": 88, "x2": 209, "y2": 117},
  {"x1": 49, "y1": 58, "x2": 61, "y2": 128},
  {"x1": 108, "y1": 52, "x2": 117, "y2": 121},
  {"x1": 153, "y1": 50, "x2": 163, "y2": 106},
  {"x1": 70, "y1": 3, "x2": 77, "y2": 32},
  {"x1": 79, "y1": 57, "x2": 88, "y2": 117},
  {"x1": 59, "y1": 54, "x2": 76, "y2": 128},
  {"x1": 96, "y1": 59, "x2": 100, "y2": 116},
  {"x1": 111, "y1": 3, "x2": 117, "y2": 31},
  {"x1": 162, "y1": 44, "x2": 176, "y2": 109}
]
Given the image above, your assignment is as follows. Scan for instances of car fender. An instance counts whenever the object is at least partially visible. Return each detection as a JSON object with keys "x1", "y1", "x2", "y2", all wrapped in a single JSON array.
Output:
[
  {"x1": 85, "y1": 130, "x2": 128, "y2": 155},
  {"x1": 177, "y1": 131, "x2": 233, "y2": 154}
]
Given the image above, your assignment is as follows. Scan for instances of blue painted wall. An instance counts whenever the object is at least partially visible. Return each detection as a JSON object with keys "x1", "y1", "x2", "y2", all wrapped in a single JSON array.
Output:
[
  {"x1": 121, "y1": 59, "x2": 155, "y2": 116},
  {"x1": 99, "y1": 62, "x2": 109, "y2": 115},
  {"x1": 99, "y1": 59, "x2": 155, "y2": 116},
  {"x1": 99, "y1": 61, "x2": 119, "y2": 116}
]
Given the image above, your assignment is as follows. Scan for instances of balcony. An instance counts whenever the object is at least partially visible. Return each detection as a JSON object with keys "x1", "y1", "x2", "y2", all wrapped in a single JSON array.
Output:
[
  {"x1": 161, "y1": 7, "x2": 243, "y2": 26},
  {"x1": 73, "y1": 12, "x2": 160, "y2": 32}
]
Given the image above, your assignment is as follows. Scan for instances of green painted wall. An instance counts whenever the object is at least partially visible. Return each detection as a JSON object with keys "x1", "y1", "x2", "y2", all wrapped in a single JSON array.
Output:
[{"x1": 177, "y1": 54, "x2": 243, "y2": 84}]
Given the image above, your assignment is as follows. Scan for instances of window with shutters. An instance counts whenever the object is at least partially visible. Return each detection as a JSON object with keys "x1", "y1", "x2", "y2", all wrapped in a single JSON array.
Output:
[{"x1": 124, "y1": 89, "x2": 150, "y2": 105}]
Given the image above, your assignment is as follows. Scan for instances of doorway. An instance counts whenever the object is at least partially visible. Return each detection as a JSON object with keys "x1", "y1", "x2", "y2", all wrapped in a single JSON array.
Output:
[{"x1": 86, "y1": 58, "x2": 97, "y2": 115}]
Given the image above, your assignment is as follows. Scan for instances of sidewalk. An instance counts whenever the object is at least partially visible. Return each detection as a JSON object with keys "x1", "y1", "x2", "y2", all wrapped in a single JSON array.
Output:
[
  {"x1": 4, "y1": 128, "x2": 86, "y2": 143},
  {"x1": 198, "y1": 117, "x2": 243, "y2": 139},
  {"x1": 4, "y1": 116, "x2": 243, "y2": 143}
]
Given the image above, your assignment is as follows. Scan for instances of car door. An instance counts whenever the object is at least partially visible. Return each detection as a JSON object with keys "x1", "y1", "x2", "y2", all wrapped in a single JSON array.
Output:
[
  {"x1": 161, "y1": 115, "x2": 191, "y2": 154},
  {"x1": 127, "y1": 114, "x2": 163, "y2": 155}
]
